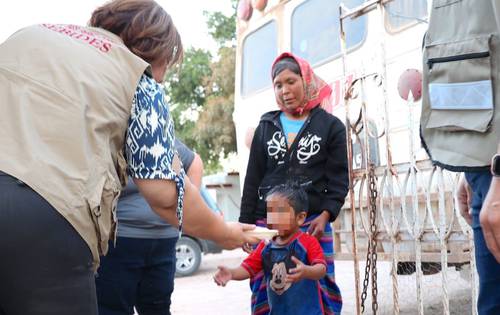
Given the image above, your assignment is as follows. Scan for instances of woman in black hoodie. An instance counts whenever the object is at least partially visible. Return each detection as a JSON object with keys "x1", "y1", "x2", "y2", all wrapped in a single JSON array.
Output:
[{"x1": 239, "y1": 52, "x2": 348, "y2": 315}]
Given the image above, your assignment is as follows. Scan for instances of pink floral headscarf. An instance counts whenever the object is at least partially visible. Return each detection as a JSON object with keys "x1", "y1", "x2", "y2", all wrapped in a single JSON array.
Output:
[{"x1": 272, "y1": 52, "x2": 332, "y2": 115}]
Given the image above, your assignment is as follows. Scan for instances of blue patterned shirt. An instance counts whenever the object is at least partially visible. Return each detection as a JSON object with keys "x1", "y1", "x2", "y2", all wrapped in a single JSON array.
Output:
[{"x1": 125, "y1": 74, "x2": 185, "y2": 232}]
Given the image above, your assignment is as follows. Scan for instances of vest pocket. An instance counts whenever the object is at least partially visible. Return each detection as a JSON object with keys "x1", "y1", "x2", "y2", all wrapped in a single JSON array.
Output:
[
  {"x1": 87, "y1": 173, "x2": 120, "y2": 256},
  {"x1": 424, "y1": 36, "x2": 494, "y2": 132}
]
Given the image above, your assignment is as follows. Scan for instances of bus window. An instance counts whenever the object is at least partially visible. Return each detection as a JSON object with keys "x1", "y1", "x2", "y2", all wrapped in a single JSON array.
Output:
[
  {"x1": 291, "y1": 0, "x2": 367, "y2": 66},
  {"x1": 241, "y1": 21, "x2": 278, "y2": 97},
  {"x1": 384, "y1": 0, "x2": 428, "y2": 32}
]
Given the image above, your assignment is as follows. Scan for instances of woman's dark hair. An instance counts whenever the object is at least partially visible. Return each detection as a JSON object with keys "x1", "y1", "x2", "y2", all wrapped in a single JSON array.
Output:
[
  {"x1": 266, "y1": 182, "x2": 309, "y2": 215},
  {"x1": 271, "y1": 57, "x2": 301, "y2": 80},
  {"x1": 89, "y1": 0, "x2": 183, "y2": 68}
]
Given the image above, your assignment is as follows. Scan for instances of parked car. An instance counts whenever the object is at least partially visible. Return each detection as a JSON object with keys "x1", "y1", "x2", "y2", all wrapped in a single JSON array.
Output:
[{"x1": 175, "y1": 187, "x2": 223, "y2": 277}]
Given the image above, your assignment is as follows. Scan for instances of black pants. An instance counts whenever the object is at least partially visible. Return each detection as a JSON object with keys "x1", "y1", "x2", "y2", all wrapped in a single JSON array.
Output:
[
  {"x1": 0, "y1": 172, "x2": 97, "y2": 315},
  {"x1": 96, "y1": 237, "x2": 177, "y2": 315}
]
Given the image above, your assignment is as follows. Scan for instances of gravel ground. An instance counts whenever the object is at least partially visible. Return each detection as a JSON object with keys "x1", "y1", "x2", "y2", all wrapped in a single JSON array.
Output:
[{"x1": 169, "y1": 249, "x2": 474, "y2": 315}]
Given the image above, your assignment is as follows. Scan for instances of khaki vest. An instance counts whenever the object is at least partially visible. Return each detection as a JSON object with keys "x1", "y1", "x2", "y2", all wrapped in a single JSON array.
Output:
[
  {"x1": 421, "y1": 0, "x2": 500, "y2": 170},
  {"x1": 0, "y1": 24, "x2": 148, "y2": 268}
]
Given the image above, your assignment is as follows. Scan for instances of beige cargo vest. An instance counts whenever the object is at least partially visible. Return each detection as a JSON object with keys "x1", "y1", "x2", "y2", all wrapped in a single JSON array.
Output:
[
  {"x1": 421, "y1": 0, "x2": 500, "y2": 170},
  {"x1": 0, "y1": 24, "x2": 148, "y2": 268}
]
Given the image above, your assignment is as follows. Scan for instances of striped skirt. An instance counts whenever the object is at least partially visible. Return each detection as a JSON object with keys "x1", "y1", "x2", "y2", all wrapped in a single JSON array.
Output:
[{"x1": 250, "y1": 215, "x2": 343, "y2": 315}]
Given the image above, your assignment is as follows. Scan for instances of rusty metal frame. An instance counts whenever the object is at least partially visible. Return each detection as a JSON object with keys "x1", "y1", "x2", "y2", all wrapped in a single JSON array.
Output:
[{"x1": 338, "y1": 1, "x2": 477, "y2": 314}]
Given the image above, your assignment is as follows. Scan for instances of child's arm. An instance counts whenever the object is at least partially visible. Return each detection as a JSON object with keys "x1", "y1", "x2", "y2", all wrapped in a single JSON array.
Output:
[
  {"x1": 214, "y1": 265, "x2": 251, "y2": 287},
  {"x1": 215, "y1": 239, "x2": 264, "y2": 286},
  {"x1": 286, "y1": 256, "x2": 327, "y2": 283}
]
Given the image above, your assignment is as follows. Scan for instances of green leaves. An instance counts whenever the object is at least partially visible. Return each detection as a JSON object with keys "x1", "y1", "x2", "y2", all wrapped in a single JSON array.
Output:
[
  {"x1": 204, "y1": 0, "x2": 238, "y2": 47},
  {"x1": 165, "y1": 1, "x2": 237, "y2": 174},
  {"x1": 204, "y1": 11, "x2": 236, "y2": 47},
  {"x1": 165, "y1": 48, "x2": 212, "y2": 109}
]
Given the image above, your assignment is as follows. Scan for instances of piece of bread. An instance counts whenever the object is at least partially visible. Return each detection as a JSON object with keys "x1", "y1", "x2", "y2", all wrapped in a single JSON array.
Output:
[{"x1": 244, "y1": 226, "x2": 278, "y2": 240}]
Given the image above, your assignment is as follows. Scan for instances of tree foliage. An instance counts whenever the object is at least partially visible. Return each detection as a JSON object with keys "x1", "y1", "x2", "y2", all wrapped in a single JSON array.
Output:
[
  {"x1": 165, "y1": 1, "x2": 238, "y2": 173},
  {"x1": 204, "y1": 0, "x2": 238, "y2": 46},
  {"x1": 165, "y1": 48, "x2": 212, "y2": 155},
  {"x1": 166, "y1": 48, "x2": 212, "y2": 109},
  {"x1": 198, "y1": 46, "x2": 236, "y2": 164},
  {"x1": 204, "y1": 11, "x2": 236, "y2": 46}
]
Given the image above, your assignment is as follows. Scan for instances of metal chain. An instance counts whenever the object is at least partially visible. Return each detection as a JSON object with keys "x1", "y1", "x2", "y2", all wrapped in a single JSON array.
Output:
[
  {"x1": 369, "y1": 163, "x2": 379, "y2": 314},
  {"x1": 360, "y1": 163, "x2": 379, "y2": 314},
  {"x1": 360, "y1": 234, "x2": 372, "y2": 313}
]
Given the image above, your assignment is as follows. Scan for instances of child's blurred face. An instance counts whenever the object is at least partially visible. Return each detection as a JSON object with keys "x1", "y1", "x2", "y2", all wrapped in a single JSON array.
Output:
[{"x1": 266, "y1": 194, "x2": 306, "y2": 236}]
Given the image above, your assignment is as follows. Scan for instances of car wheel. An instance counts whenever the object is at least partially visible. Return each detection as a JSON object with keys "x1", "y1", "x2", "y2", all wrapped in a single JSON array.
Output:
[{"x1": 175, "y1": 236, "x2": 202, "y2": 277}]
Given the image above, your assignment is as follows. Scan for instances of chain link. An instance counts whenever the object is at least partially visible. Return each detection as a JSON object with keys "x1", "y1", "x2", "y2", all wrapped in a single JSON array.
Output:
[
  {"x1": 360, "y1": 163, "x2": 379, "y2": 314},
  {"x1": 369, "y1": 164, "x2": 379, "y2": 314},
  {"x1": 360, "y1": 238, "x2": 372, "y2": 313}
]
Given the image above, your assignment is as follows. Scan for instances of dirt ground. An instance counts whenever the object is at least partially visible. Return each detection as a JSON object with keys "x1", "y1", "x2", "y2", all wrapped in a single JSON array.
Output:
[{"x1": 170, "y1": 249, "x2": 474, "y2": 315}]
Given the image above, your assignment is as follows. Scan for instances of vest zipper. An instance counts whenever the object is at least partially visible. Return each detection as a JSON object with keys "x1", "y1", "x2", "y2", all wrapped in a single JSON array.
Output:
[{"x1": 427, "y1": 51, "x2": 490, "y2": 70}]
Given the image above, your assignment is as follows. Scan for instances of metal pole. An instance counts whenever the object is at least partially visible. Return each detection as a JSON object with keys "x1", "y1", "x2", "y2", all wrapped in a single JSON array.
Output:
[
  {"x1": 407, "y1": 92, "x2": 424, "y2": 315},
  {"x1": 339, "y1": 4, "x2": 361, "y2": 314},
  {"x1": 437, "y1": 169, "x2": 450, "y2": 315}
]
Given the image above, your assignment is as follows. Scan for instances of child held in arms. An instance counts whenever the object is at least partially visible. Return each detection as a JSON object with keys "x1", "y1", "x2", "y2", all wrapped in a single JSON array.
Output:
[{"x1": 214, "y1": 182, "x2": 328, "y2": 315}]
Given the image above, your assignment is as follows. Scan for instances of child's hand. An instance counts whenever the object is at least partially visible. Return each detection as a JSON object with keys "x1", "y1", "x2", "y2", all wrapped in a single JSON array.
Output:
[
  {"x1": 286, "y1": 256, "x2": 307, "y2": 283},
  {"x1": 214, "y1": 266, "x2": 232, "y2": 286}
]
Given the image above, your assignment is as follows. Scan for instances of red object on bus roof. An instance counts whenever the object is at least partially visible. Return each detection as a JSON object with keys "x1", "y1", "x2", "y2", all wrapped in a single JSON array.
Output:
[
  {"x1": 237, "y1": 0, "x2": 253, "y2": 21},
  {"x1": 397, "y1": 69, "x2": 422, "y2": 102},
  {"x1": 252, "y1": 0, "x2": 268, "y2": 11}
]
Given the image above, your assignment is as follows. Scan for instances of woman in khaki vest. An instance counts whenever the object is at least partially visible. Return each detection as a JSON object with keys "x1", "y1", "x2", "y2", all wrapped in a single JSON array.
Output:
[
  {"x1": 0, "y1": 1, "x2": 258, "y2": 314},
  {"x1": 421, "y1": 1, "x2": 500, "y2": 313}
]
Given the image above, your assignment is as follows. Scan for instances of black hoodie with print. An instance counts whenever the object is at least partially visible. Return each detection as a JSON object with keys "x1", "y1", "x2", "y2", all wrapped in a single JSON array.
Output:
[{"x1": 239, "y1": 107, "x2": 349, "y2": 224}]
